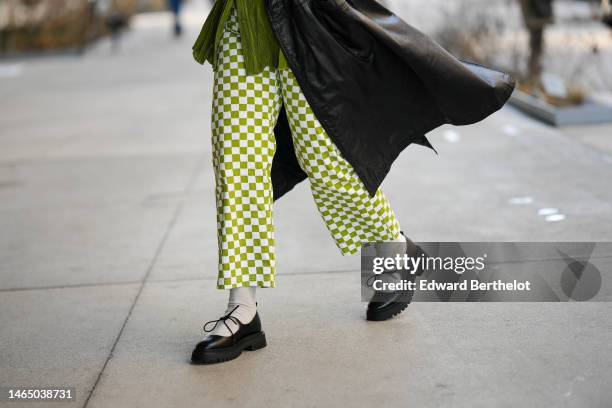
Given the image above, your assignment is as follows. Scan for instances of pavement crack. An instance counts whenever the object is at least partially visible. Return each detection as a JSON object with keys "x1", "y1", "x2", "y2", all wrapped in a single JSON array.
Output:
[{"x1": 81, "y1": 154, "x2": 206, "y2": 408}]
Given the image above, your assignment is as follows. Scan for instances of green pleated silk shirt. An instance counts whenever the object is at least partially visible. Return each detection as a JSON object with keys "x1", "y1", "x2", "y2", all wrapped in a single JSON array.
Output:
[{"x1": 192, "y1": 0, "x2": 288, "y2": 75}]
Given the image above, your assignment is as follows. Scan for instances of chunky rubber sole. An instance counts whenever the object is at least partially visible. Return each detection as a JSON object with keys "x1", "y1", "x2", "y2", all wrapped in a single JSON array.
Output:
[
  {"x1": 191, "y1": 331, "x2": 267, "y2": 365},
  {"x1": 366, "y1": 300, "x2": 409, "y2": 321},
  {"x1": 366, "y1": 288, "x2": 415, "y2": 321}
]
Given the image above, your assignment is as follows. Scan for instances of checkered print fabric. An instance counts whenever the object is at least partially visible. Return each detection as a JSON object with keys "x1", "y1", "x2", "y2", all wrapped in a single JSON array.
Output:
[{"x1": 211, "y1": 10, "x2": 401, "y2": 289}]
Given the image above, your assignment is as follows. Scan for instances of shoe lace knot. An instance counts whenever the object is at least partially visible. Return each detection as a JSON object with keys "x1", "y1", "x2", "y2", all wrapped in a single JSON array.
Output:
[{"x1": 203, "y1": 305, "x2": 240, "y2": 337}]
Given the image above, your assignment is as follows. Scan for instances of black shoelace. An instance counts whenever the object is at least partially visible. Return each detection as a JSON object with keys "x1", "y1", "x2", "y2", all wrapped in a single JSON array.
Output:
[{"x1": 203, "y1": 305, "x2": 240, "y2": 338}]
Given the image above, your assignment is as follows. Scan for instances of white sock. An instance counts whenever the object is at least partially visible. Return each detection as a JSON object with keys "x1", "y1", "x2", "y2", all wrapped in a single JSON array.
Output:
[
  {"x1": 375, "y1": 232, "x2": 407, "y2": 258},
  {"x1": 207, "y1": 287, "x2": 257, "y2": 337},
  {"x1": 390, "y1": 233, "x2": 407, "y2": 243}
]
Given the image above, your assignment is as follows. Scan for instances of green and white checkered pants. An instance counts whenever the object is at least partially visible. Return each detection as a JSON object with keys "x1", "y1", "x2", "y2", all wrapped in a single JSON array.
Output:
[{"x1": 212, "y1": 10, "x2": 401, "y2": 289}]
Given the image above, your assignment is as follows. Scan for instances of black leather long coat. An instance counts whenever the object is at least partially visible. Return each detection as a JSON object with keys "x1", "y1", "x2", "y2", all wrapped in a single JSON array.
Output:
[{"x1": 266, "y1": 0, "x2": 516, "y2": 200}]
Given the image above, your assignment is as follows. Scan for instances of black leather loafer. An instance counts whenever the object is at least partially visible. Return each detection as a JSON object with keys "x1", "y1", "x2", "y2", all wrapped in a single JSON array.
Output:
[
  {"x1": 366, "y1": 232, "x2": 427, "y2": 321},
  {"x1": 191, "y1": 307, "x2": 267, "y2": 365}
]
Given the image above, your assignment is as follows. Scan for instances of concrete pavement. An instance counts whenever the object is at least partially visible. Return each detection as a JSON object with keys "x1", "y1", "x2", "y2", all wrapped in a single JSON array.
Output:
[{"x1": 1, "y1": 2, "x2": 612, "y2": 407}]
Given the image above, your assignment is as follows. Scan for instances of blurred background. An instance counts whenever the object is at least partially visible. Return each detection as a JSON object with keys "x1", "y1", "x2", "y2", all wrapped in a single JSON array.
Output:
[
  {"x1": 1, "y1": 0, "x2": 611, "y2": 98},
  {"x1": 1, "y1": 1, "x2": 612, "y2": 407}
]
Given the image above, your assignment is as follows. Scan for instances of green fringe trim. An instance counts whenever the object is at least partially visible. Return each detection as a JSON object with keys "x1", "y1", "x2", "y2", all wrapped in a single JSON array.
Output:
[
  {"x1": 192, "y1": 0, "x2": 281, "y2": 76},
  {"x1": 192, "y1": 0, "x2": 226, "y2": 65}
]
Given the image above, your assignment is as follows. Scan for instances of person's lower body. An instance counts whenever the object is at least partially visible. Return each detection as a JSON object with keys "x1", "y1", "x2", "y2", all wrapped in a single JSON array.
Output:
[
  {"x1": 168, "y1": 0, "x2": 182, "y2": 37},
  {"x1": 527, "y1": 26, "x2": 544, "y2": 85},
  {"x1": 212, "y1": 10, "x2": 401, "y2": 291},
  {"x1": 192, "y1": 10, "x2": 411, "y2": 364}
]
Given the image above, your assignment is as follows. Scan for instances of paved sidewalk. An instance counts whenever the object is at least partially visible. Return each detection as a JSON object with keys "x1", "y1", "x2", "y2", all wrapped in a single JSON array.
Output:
[{"x1": 1, "y1": 3, "x2": 612, "y2": 407}]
